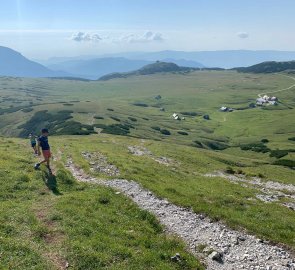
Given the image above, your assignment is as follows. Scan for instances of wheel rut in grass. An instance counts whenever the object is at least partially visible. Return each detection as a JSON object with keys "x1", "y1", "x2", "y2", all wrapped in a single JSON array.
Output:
[
  {"x1": 66, "y1": 158, "x2": 295, "y2": 270},
  {"x1": 33, "y1": 196, "x2": 68, "y2": 270}
]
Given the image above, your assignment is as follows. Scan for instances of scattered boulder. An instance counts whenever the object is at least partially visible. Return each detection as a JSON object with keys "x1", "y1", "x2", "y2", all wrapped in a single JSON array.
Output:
[{"x1": 209, "y1": 251, "x2": 223, "y2": 263}]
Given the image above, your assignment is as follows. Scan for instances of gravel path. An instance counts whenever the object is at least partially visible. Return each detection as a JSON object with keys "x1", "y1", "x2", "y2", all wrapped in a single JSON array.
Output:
[
  {"x1": 205, "y1": 171, "x2": 295, "y2": 211},
  {"x1": 66, "y1": 160, "x2": 295, "y2": 270}
]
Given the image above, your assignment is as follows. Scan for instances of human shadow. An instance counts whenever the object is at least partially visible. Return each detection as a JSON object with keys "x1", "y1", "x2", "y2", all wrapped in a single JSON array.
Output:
[{"x1": 42, "y1": 170, "x2": 62, "y2": 195}]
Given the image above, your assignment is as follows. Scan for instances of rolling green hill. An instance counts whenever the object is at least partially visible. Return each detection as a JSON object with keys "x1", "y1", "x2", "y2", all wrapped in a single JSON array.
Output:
[
  {"x1": 99, "y1": 61, "x2": 197, "y2": 80},
  {"x1": 235, "y1": 60, "x2": 295, "y2": 73}
]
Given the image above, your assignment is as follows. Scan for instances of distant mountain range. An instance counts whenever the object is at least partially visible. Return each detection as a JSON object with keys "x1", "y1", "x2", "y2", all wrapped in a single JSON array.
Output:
[
  {"x1": 234, "y1": 60, "x2": 295, "y2": 73},
  {"x1": 45, "y1": 57, "x2": 204, "y2": 80},
  {"x1": 0, "y1": 46, "x2": 70, "y2": 78},
  {"x1": 99, "y1": 61, "x2": 197, "y2": 81},
  {"x1": 100, "y1": 50, "x2": 295, "y2": 69},
  {"x1": 2, "y1": 45, "x2": 295, "y2": 79},
  {"x1": 47, "y1": 58, "x2": 152, "y2": 80}
]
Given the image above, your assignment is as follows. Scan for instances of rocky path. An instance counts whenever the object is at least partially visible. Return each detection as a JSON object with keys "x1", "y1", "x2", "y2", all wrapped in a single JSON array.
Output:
[
  {"x1": 66, "y1": 159, "x2": 295, "y2": 270},
  {"x1": 205, "y1": 171, "x2": 295, "y2": 211}
]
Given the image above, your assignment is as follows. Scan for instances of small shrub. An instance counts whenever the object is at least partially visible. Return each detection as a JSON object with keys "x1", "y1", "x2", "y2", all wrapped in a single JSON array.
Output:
[
  {"x1": 98, "y1": 197, "x2": 110, "y2": 204},
  {"x1": 133, "y1": 103, "x2": 148, "y2": 107},
  {"x1": 261, "y1": 139, "x2": 269, "y2": 143},
  {"x1": 110, "y1": 116, "x2": 121, "y2": 122},
  {"x1": 288, "y1": 137, "x2": 295, "y2": 141},
  {"x1": 151, "y1": 126, "x2": 161, "y2": 131},
  {"x1": 63, "y1": 103, "x2": 74, "y2": 106},
  {"x1": 142, "y1": 117, "x2": 149, "y2": 121},
  {"x1": 94, "y1": 116, "x2": 104, "y2": 119},
  {"x1": 225, "y1": 167, "x2": 235, "y2": 174},
  {"x1": 178, "y1": 131, "x2": 188, "y2": 135},
  {"x1": 240, "y1": 143, "x2": 270, "y2": 153},
  {"x1": 269, "y1": 150, "x2": 289, "y2": 159},
  {"x1": 193, "y1": 140, "x2": 203, "y2": 148},
  {"x1": 273, "y1": 159, "x2": 295, "y2": 168},
  {"x1": 128, "y1": 117, "x2": 137, "y2": 122},
  {"x1": 180, "y1": 112, "x2": 201, "y2": 116},
  {"x1": 160, "y1": 129, "x2": 171, "y2": 135},
  {"x1": 203, "y1": 140, "x2": 228, "y2": 150},
  {"x1": 107, "y1": 108, "x2": 114, "y2": 111}
]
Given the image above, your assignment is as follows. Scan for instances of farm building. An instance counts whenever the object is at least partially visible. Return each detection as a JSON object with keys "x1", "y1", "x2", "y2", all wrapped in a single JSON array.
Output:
[{"x1": 172, "y1": 113, "x2": 180, "y2": 120}]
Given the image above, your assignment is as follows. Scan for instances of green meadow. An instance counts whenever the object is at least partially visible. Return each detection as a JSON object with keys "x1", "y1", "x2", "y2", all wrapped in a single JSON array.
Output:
[{"x1": 0, "y1": 70, "x2": 295, "y2": 267}]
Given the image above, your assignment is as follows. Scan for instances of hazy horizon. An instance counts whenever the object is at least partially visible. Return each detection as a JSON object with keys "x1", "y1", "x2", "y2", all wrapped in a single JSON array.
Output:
[{"x1": 1, "y1": 0, "x2": 295, "y2": 59}]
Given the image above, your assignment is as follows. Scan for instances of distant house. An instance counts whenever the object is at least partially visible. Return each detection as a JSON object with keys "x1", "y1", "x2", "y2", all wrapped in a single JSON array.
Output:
[
  {"x1": 256, "y1": 96, "x2": 278, "y2": 106},
  {"x1": 256, "y1": 97, "x2": 266, "y2": 105},
  {"x1": 220, "y1": 106, "x2": 228, "y2": 112},
  {"x1": 172, "y1": 113, "x2": 180, "y2": 120}
]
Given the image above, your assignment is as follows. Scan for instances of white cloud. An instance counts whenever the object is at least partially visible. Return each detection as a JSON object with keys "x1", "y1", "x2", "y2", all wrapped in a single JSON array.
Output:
[
  {"x1": 237, "y1": 32, "x2": 249, "y2": 39},
  {"x1": 71, "y1": 32, "x2": 102, "y2": 42},
  {"x1": 120, "y1": 31, "x2": 164, "y2": 43}
]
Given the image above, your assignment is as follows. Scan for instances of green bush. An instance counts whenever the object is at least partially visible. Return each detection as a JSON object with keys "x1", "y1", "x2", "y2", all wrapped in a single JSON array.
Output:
[
  {"x1": 94, "y1": 124, "x2": 131, "y2": 136},
  {"x1": 18, "y1": 110, "x2": 96, "y2": 137},
  {"x1": 110, "y1": 116, "x2": 121, "y2": 122},
  {"x1": 273, "y1": 159, "x2": 295, "y2": 168},
  {"x1": 240, "y1": 142, "x2": 270, "y2": 153},
  {"x1": 151, "y1": 126, "x2": 161, "y2": 131},
  {"x1": 261, "y1": 138, "x2": 269, "y2": 143},
  {"x1": 133, "y1": 103, "x2": 148, "y2": 107},
  {"x1": 288, "y1": 137, "x2": 295, "y2": 141},
  {"x1": 178, "y1": 131, "x2": 189, "y2": 135},
  {"x1": 160, "y1": 129, "x2": 171, "y2": 135},
  {"x1": 128, "y1": 117, "x2": 137, "y2": 122},
  {"x1": 94, "y1": 116, "x2": 104, "y2": 119},
  {"x1": 269, "y1": 150, "x2": 289, "y2": 159},
  {"x1": 203, "y1": 140, "x2": 229, "y2": 150}
]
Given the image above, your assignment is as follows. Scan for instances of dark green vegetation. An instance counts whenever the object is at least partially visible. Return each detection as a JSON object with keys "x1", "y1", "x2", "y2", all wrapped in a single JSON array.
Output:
[
  {"x1": 0, "y1": 137, "x2": 202, "y2": 269},
  {"x1": 236, "y1": 60, "x2": 295, "y2": 73},
  {"x1": 99, "y1": 61, "x2": 197, "y2": 81}
]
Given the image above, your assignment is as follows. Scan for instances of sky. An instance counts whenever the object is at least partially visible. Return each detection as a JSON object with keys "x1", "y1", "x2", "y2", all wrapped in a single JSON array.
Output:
[{"x1": 0, "y1": 0, "x2": 294, "y2": 59}]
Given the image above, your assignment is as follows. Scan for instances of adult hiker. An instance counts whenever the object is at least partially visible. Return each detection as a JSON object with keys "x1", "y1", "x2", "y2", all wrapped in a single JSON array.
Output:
[
  {"x1": 34, "y1": 128, "x2": 52, "y2": 174},
  {"x1": 29, "y1": 133, "x2": 38, "y2": 155}
]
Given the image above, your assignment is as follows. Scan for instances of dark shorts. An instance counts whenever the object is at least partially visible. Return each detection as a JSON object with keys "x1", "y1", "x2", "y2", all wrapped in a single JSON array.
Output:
[
  {"x1": 31, "y1": 142, "x2": 36, "y2": 147},
  {"x1": 42, "y1": 150, "x2": 51, "y2": 159}
]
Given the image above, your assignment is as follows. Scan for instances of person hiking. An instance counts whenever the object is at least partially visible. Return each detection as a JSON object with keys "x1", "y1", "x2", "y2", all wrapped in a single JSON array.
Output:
[
  {"x1": 34, "y1": 128, "x2": 52, "y2": 174},
  {"x1": 29, "y1": 133, "x2": 38, "y2": 154}
]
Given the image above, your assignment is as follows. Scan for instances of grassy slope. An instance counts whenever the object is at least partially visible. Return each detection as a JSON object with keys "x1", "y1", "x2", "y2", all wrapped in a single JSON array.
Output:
[
  {"x1": 53, "y1": 134, "x2": 295, "y2": 250},
  {"x1": 1, "y1": 71, "x2": 294, "y2": 150},
  {"x1": 0, "y1": 137, "x2": 202, "y2": 270},
  {"x1": 0, "y1": 71, "x2": 294, "y2": 253}
]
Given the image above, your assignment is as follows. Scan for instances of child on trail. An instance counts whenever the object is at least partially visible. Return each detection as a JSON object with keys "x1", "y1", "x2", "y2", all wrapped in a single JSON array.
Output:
[
  {"x1": 29, "y1": 133, "x2": 38, "y2": 154},
  {"x1": 34, "y1": 128, "x2": 52, "y2": 174}
]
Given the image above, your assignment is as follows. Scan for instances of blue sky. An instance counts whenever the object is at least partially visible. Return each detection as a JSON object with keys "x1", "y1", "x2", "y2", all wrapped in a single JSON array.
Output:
[{"x1": 0, "y1": 0, "x2": 294, "y2": 59}]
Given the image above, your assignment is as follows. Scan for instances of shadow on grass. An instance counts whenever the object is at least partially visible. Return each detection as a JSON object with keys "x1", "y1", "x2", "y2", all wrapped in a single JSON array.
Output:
[{"x1": 42, "y1": 170, "x2": 62, "y2": 195}]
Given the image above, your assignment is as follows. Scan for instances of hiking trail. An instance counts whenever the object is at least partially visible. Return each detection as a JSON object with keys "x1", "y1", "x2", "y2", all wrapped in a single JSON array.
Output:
[{"x1": 65, "y1": 158, "x2": 295, "y2": 270}]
